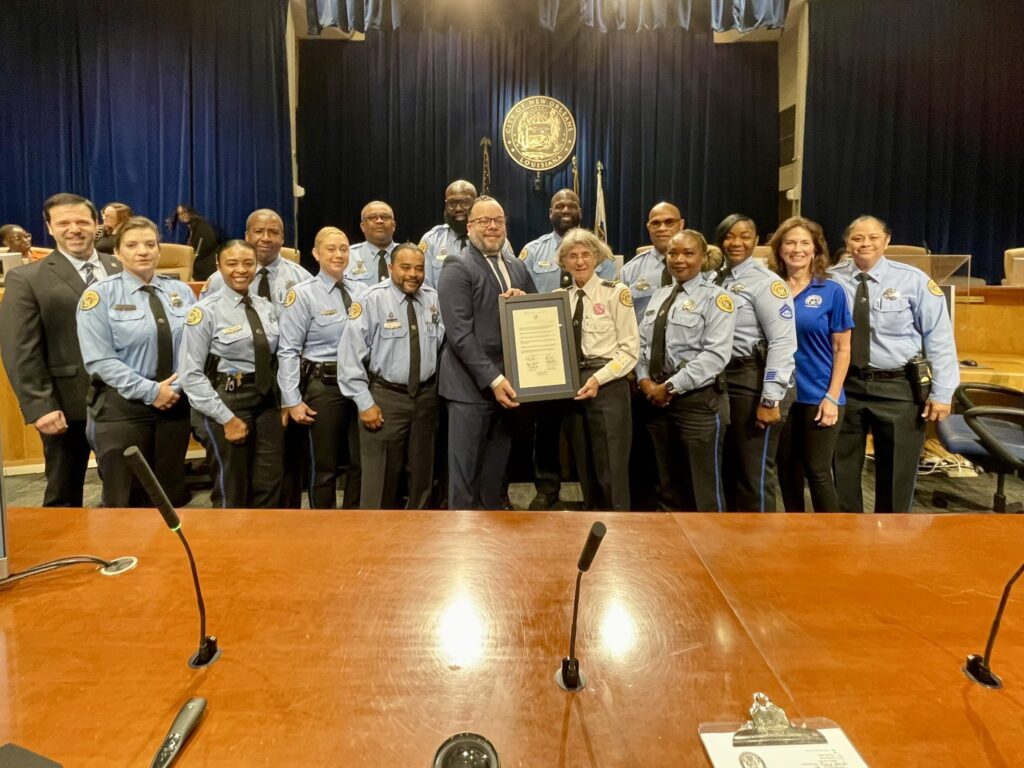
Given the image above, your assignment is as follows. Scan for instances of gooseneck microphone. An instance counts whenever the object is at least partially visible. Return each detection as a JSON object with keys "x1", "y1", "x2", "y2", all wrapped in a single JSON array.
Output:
[
  {"x1": 123, "y1": 446, "x2": 220, "y2": 668},
  {"x1": 556, "y1": 521, "x2": 606, "y2": 692},
  {"x1": 964, "y1": 561, "x2": 1024, "y2": 689},
  {"x1": 150, "y1": 697, "x2": 207, "y2": 768}
]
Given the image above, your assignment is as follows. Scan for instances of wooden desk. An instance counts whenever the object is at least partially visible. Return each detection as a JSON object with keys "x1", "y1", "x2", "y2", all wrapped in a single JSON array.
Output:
[{"x1": 2, "y1": 510, "x2": 1022, "y2": 765}]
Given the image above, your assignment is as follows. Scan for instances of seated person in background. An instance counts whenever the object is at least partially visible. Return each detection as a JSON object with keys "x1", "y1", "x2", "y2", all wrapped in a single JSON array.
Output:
[
  {"x1": 0, "y1": 224, "x2": 32, "y2": 258},
  {"x1": 166, "y1": 204, "x2": 220, "y2": 281},
  {"x1": 95, "y1": 202, "x2": 133, "y2": 254}
]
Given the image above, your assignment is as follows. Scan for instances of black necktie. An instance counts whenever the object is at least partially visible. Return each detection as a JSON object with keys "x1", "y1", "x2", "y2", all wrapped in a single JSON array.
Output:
[
  {"x1": 487, "y1": 255, "x2": 508, "y2": 292},
  {"x1": 81, "y1": 262, "x2": 97, "y2": 287},
  {"x1": 572, "y1": 289, "x2": 585, "y2": 363},
  {"x1": 660, "y1": 263, "x2": 672, "y2": 287},
  {"x1": 257, "y1": 267, "x2": 272, "y2": 300},
  {"x1": 335, "y1": 280, "x2": 352, "y2": 311},
  {"x1": 714, "y1": 265, "x2": 732, "y2": 287},
  {"x1": 457, "y1": 235, "x2": 467, "y2": 250},
  {"x1": 649, "y1": 282, "x2": 683, "y2": 381},
  {"x1": 140, "y1": 285, "x2": 173, "y2": 380},
  {"x1": 241, "y1": 295, "x2": 272, "y2": 394},
  {"x1": 407, "y1": 295, "x2": 421, "y2": 397},
  {"x1": 851, "y1": 273, "x2": 871, "y2": 369},
  {"x1": 377, "y1": 249, "x2": 389, "y2": 281}
]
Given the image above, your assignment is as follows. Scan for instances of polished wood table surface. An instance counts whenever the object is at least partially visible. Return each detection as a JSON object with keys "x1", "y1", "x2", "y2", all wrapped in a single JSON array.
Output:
[{"x1": 1, "y1": 509, "x2": 1022, "y2": 766}]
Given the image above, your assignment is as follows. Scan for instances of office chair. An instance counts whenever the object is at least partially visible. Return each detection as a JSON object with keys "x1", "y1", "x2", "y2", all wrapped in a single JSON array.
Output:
[{"x1": 934, "y1": 383, "x2": 1024, "y2": 513}]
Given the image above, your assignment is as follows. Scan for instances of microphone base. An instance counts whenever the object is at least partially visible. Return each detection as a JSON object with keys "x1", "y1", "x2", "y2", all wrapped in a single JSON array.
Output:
[
  {"x1": 99, "y1": 556, "x2": 138, "y2": 576},
  {"x1": 188, "y1": 636, "x2": 221, "y2": 669},
  {"x1": 963, "y1": 654, "x2": 1002, "y2": 689},
  {"x1": 555, "y1": 658, "x2": 587, "y2": 692}
]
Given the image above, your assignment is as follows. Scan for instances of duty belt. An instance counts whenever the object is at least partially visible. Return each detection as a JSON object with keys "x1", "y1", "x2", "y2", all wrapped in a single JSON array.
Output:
[
  {"x1": 301, "y1": 359, "x2": 338, "y2": 381},
  {"x1": 726, "y1": 354, "x2": 759, "y2": 371},
  {"x1": 369, "y1": 373, "x2": 436, "y2": 395},
  {"x1": 848, "y1": 366, "x2": 906, "y2": 381},
  {"x1": 216, "y1": 372, "x2": 256, "y2": 391}
]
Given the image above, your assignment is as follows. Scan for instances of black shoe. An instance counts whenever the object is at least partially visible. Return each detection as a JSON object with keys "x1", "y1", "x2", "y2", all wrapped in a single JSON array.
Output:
[{"x1": 529, "y1": 492, "x2": 559, "y2": 511}]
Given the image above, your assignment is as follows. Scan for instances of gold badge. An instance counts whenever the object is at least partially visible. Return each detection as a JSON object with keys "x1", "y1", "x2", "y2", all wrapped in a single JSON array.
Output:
[
  {"x1": 348, "y1": 302, "x2": 362, "y2": 320},
  {"x1": 618, "y1": 288, "x2": 633, "y2": 308},
  {"x1": 770, "y1": 280, "x2": 790, "y2": 299},
  {"x1": 682, "y1": 299, "x2": 696, "y2": 312},
  {"x1": 502, "y1": 96, "x2": 577, "y2": 172},
  {"x1": 186, "y1": 307, "x2": 203, "y2": 326},
  {"x1": 716, "y1": 293, "x2": 735, "y2": 313},
  {"x1": 418, "y1": 240, "x2": 428, "y2": 254},
  {"x1": 927, "y1": 279, "x2": 943, "y2": 296},
  {"x1": 519, "y1": 247, "x2": 528, "y2": 261},
  {"x1": 80, "y1": 290, "x2": 100, "y2": 311},
  {"x1": 284, "y1": 289, "x2": 296, "y2": 308}
]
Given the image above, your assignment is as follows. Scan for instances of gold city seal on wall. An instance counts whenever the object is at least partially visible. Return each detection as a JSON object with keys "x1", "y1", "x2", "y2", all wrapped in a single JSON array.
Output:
[{"x1": 502, "y1": 96, "x2": 577, "y2": 172}]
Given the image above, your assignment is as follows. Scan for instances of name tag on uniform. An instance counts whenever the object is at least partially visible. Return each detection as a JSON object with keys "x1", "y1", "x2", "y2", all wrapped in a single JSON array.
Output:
[
  {"x1": 113, "y1": 304, "x2": 137, "y2": 311},
  {"x1": 223, "y1": 324, "x2": 243, "y2": 334},
  {"x1": 320, "y1": 309, "x2": 338, "y2": 316},
  {"x1": 384, "y1": 321, "x2": 402, "y2": 330},
  {"x1": 538, "y1": 260, "x2": 552, "y2": 268}
]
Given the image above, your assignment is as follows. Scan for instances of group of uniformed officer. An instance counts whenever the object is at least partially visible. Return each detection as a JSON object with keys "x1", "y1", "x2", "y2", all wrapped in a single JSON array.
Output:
[{"x1": 0, "y1": 187, "x2": 958, "y2": 513}]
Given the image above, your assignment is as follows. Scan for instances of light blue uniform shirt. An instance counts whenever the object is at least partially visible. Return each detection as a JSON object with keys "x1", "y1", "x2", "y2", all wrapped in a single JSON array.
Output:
[
  {"x1": 204, "y1": 254, "x2": 313, "y2": 307},
  {"x1": 277, "y1": 271, "x2": 367, "y2": 408},
  {"x1": 419, "y1": 223, "x2": 514, "y2": 288},
  {"x1": 829, "y1": 256, "x2": 959, "y2": 403},
  {"x1": 636, "y1": 274, "x2": 737, "y2": 393},
  {"x1": 338, "y1": 281, "x2": 444, "y2": 412},
  {"x1": 620, "y1": 247, "x2": 670, "y2": 321},
  {"x1": 717, "y1": 257, "x2": 798, "y2": 401},
  {"x1": 344, "y1": 241, "x2": 396, "y2": 290},
  {"x1": 178, "y1": 286, "x2": 280, "y2": 424},
  {"x1": 519, "y1": 231, "x2": 615, "y2": 293},
  {"x1": 77, "y1": 271, "x2": 195, "y2": 405}
]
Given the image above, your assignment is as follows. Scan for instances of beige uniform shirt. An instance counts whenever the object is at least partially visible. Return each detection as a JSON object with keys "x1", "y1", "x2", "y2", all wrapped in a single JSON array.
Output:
[{"x1": 563, "y1": 273, "x2": 639, "y2": 385}]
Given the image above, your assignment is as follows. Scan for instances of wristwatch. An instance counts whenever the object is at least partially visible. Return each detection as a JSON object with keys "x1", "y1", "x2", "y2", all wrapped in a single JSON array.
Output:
[
  {"x1": 665, "y1": 381, "x2": 677, "y2": 396},
  {"x1": 759, "y1": 397, "x2": 778, "y2": 409}
]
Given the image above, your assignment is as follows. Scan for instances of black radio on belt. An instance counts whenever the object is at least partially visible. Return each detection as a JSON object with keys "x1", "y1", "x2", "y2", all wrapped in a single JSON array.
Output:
[{"x1": 905, "y1": 356, "x2": 932, "y2": 404}]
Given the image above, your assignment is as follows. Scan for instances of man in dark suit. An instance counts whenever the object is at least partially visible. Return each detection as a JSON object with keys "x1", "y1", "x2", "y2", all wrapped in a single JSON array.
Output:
[
  {"x1": 0, "y1": 193, "x2": 123, "y2": 506},
  {"x1": 438, "y1": 196, "x2": 537, "y2": 509}
]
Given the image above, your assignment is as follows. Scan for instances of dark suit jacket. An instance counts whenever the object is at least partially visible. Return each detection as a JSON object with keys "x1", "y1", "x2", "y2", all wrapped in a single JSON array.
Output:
[
  {"x1": 438, "y1": 243, "x2": 536, "y2": 404},
  {"x1": 0, "y1": 250, "x2": 122, "y2": 423}
]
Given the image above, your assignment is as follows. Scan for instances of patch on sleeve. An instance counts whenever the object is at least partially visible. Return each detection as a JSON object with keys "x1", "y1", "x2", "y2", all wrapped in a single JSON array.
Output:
[
  {"x1": 927, "y1": 279, "x2": 943, "y2": 296},
  {"x1": 284, "y1": 289, "x2": 296, "y2": 308},
  {"x1": 79, "y1": 290, "x2": 100, "y2": 311},
  {"x1": 716, "y1": 293, "x2": 735, "y2": 313},
  {"x1": 418, "y1": 240, "x2": 428, "y2": 254},
  {"x1": 348, "y1": 302, "x2": 362, "y2": 320},
  {"x1": 186, "y1": 307, "x2": 203, "y2": 326},
  {"x1": 779, "y1": 304, "x2": 793, "y2": 320},
  {"x1": 518, "y1": 247, "x2": 528, "y2": 261},
  {"x1": 770, "y1": 280, "x2": 790, "y2": 299},
  {"x1": 618, "y1": 288, "x2": 633, "y2": 308}
]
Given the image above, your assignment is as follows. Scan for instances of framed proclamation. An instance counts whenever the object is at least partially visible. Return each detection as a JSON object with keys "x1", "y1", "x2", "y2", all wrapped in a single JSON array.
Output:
[{"x1": 498, "y1": 293, "x2": 581, "y2": 403}]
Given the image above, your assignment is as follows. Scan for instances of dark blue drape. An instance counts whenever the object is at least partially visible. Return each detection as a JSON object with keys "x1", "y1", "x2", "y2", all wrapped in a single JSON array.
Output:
[
  {"x1": 296, "y1": 27, "x2": 778, "y2": 261},
  {"x1": 711, "y1": 0, "x2": 788, "y2": 32},
  {"x1": 310, "y1": 0, "x2": 693, "y2": 33},
  {"x1": 0, "y1": 0, "x2": 292, "y2": 248},
  {"x1": 803, "y1": 0, "x2": 1024, "y2": 282}
]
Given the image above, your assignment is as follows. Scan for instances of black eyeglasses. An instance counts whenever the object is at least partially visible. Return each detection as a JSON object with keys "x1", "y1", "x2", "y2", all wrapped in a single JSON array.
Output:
[{"x1": 469, "y1": 216, "x2": 506, "y2": 228}]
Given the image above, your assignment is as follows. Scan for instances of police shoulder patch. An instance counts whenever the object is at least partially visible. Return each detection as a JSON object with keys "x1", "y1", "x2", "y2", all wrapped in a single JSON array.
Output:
[
  {"x1": 770, "y1": 280, "x2": 790, "y2": 299},
  {"x1": 927, "y1": 279, "x2": 943, "y2": 296},
  {"x1": 518, "y1": 247, "x2": 528, "y2": 261},
  {"x1": 80, "y1": 290, "x2": 100, "y2": 311},
  {"x1": 284, "y1": 289, "x2": 297, "y2": 308},
  {"x1": 186, "y1": 307, "x2": 203, "y2": 326},
  {"x1": 716, "y1": 293, "x2": 735, "y2": 313},
  {"x1": 418, "y1": 241, "x2": 428, "y2": 254},
  {"x1": 348, "y1": 302, "x2": 363, "y2": 320},
  {"x1": 618, "y1": 288, "x2": 633, "y2": 308}
]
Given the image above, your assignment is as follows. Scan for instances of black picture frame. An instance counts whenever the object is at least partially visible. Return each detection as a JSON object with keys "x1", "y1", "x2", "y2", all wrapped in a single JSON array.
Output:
[{"x1": 498, "y1": 292, "x2": 581, "y2": 403}]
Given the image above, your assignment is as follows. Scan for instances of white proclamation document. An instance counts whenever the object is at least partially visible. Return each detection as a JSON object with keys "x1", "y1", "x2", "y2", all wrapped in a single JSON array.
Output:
[{"x1": 512, "y1": 306, "x2": 567, "y2": 389}]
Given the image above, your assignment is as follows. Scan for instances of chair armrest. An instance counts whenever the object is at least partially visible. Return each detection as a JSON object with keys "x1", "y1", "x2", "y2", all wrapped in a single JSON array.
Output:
[{"x1": 964, "y1": 406, "x2": 1024, "y2": 470}]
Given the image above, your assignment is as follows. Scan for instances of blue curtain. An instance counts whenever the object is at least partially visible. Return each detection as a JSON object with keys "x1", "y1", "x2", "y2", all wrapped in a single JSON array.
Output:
[
  {"x1": 310, "y1": 0, "x2": 693, "y2": 33},
  {"x1": 803, "y1": 0, "x2": 1024, "y2": 281},
  {"x1": 711, "y1": 0, "x2": 788, "y2": 32},
  {"x1": 296, "y1": 27, "x2": 778, "y2": 261},
  {"x1": 0, "y1": 0, "x2": 293, "y2": 248}
]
